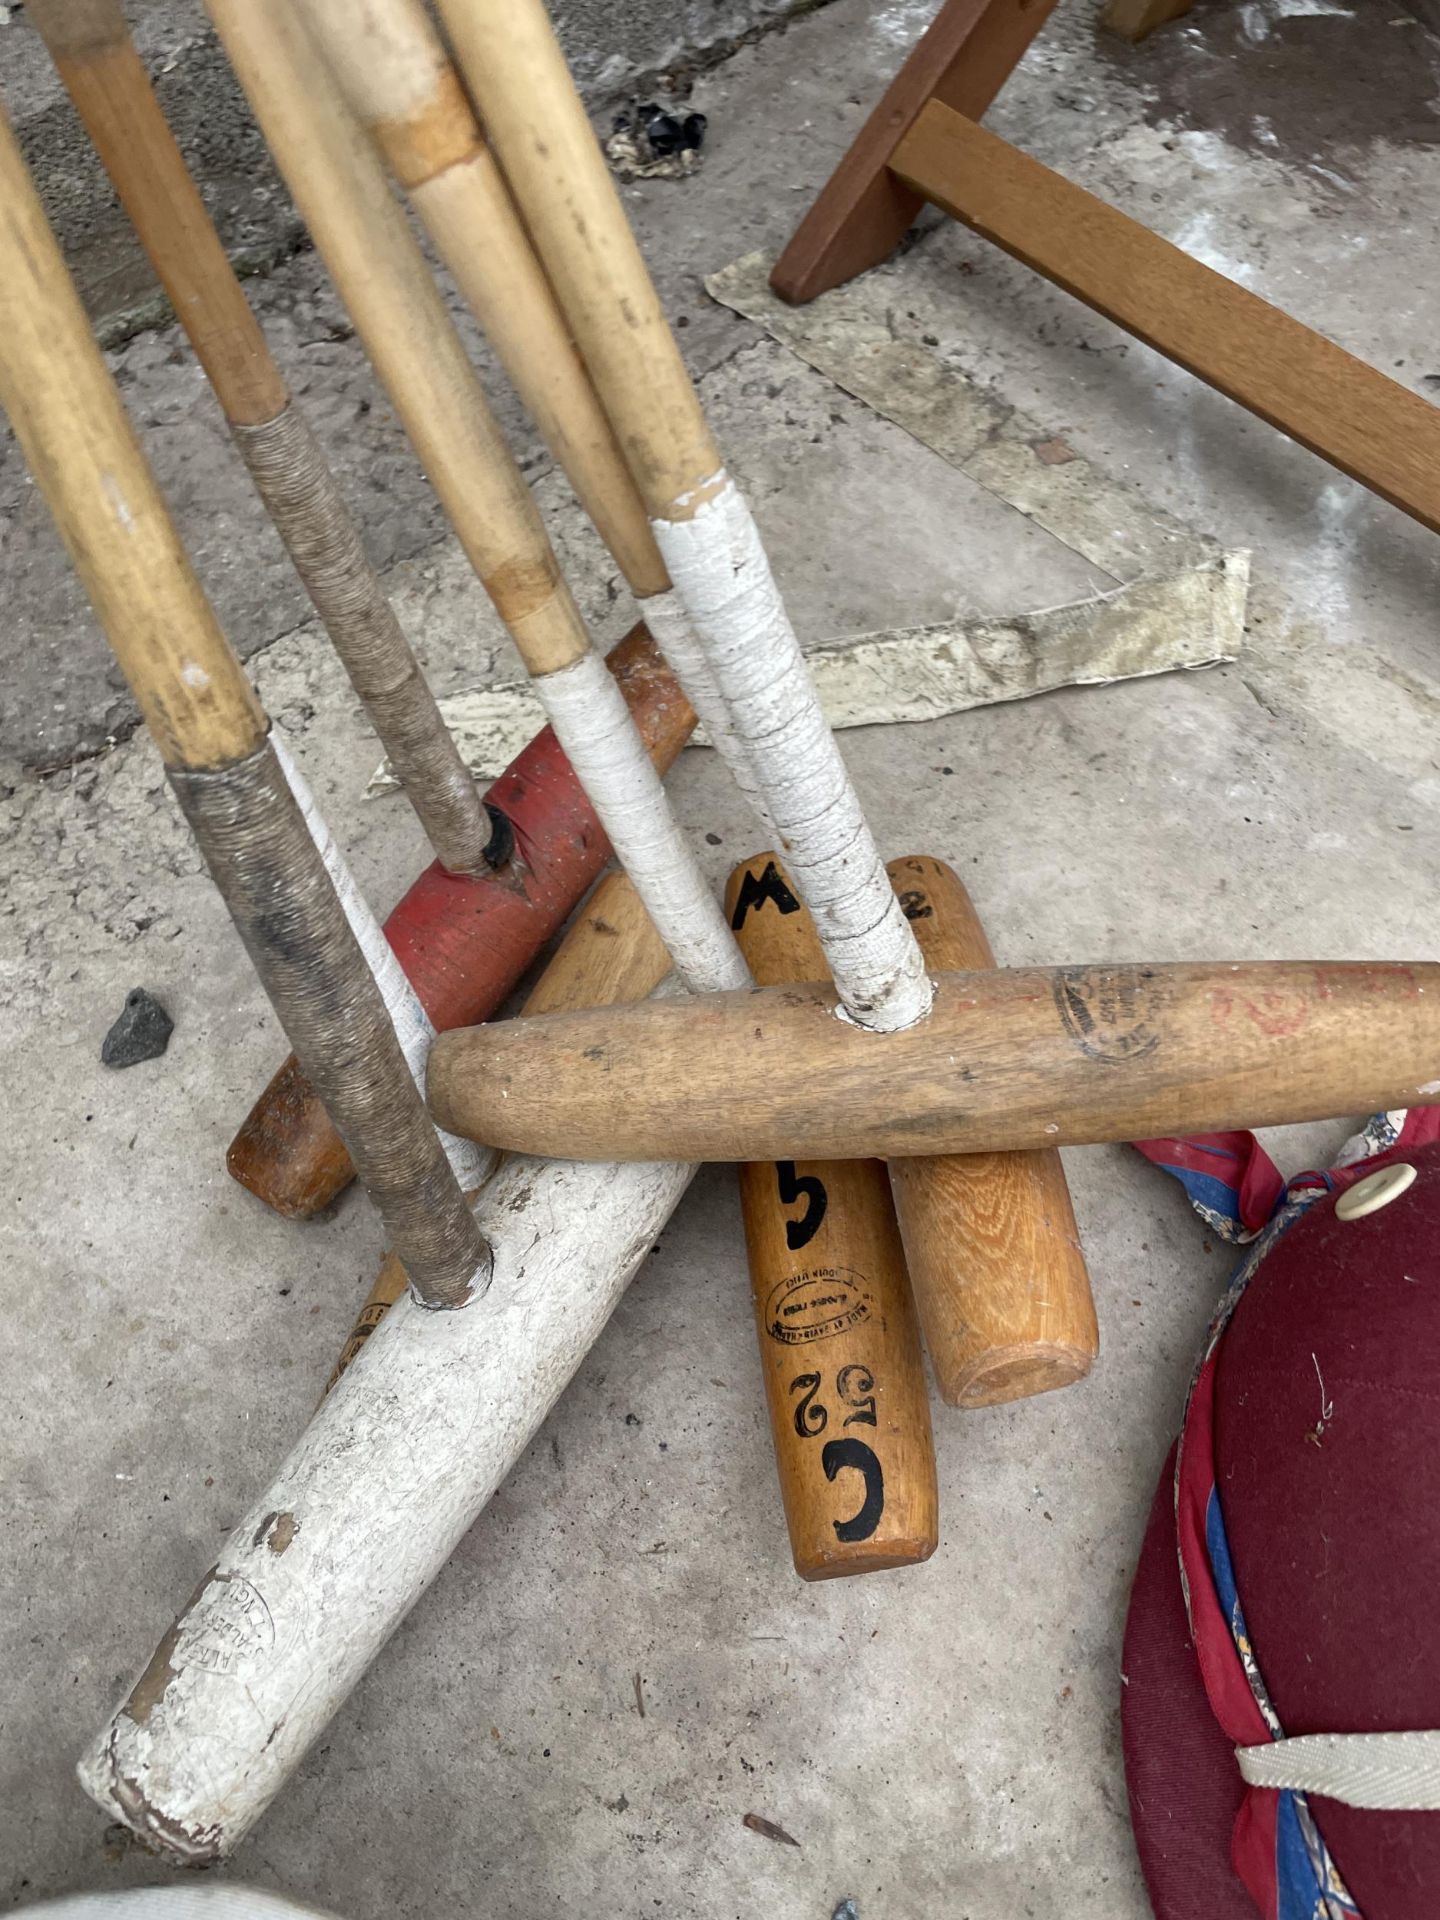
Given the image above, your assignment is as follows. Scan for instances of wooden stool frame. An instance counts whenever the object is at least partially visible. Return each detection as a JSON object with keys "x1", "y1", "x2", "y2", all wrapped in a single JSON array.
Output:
[{"x1": 770, "y1": 0, "x2": 1440, "y2": 536}]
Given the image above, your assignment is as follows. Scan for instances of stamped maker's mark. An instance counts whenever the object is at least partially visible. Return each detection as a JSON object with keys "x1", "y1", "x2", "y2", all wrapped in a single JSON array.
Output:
[{"x1": 1053, "y1": 966, "x2": 1162, "y2": 1066}]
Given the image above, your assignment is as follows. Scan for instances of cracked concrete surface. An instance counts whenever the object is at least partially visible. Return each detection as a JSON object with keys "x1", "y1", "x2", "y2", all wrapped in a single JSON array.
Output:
[{"x1": 4, "y1": 2, "x2": 1440, "y2": 1916}]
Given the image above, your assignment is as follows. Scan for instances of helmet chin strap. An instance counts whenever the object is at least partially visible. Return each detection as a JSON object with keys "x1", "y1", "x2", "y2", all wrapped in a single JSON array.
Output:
[{"x1": 1236, "y1": 1728, "x2": 1440, "y2": 1812}]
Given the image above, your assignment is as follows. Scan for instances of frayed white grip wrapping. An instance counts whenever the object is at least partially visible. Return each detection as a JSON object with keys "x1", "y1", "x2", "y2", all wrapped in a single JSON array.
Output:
[
  {"x1": 80, "y1": 1144, "x2": 696, "y2": 1860},
  {"x1": 537, "y1": 649, "x2": 748, "y2": 992},
  {"x1": 640, "y1": 587, "x2": 772, "y2": 830},
  {"x1": 652, "y1": 475, "x2": 931, "y2": 1032},
  {"x1": 271, "y1": 733, "x2": 493, "y2": 1190}
]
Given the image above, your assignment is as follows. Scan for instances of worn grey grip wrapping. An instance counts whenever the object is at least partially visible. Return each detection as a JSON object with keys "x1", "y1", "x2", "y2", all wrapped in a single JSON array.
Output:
[
  {"x1": 233, "y1": 404, "x2": 487, "y2": 874},
  {"x1": 170, "y1": 736, "x2": 490, "y2": 1307}
]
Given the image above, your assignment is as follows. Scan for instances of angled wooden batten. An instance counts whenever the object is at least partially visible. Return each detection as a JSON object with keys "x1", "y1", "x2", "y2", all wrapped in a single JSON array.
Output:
[{"x1": 770, "y1": 0, "x2": 1440, "y2": 536}]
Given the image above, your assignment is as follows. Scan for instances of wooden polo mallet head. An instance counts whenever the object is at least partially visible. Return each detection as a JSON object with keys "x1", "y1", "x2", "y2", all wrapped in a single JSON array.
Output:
[
  {"x1": 727, "y1": 854, "x2": 938, "y2": 1578},
  {"x1": 729, "y1": 851, "x2": 1094, "y2": 1435},
  {"x1": 885, "y1": 857, "x2": 1096, "y2": 1408},
  {"x1": 428, "y1": 960, "x2": 1440, "y2": 1164}
]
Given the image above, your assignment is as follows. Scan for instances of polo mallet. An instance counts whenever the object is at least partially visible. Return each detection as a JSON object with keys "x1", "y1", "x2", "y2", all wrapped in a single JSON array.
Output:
[
  {"x1": 325, "y1": 865, "x2": 671, "y2": 1389},
  {"x1": 0, "y1": 107, "x2": 489, "y2": 1312},
  {"x1": 728, "y1": 855, "x2": 938, "y2": 1578},
  {"x1": 426, "y1": 0, "x2": 1101, "y2": 1405},
  {"x1": 429, "y1": 959, "x2": 1440, "y2": 1161},
  {"x1": 0, "y1": 108, "x2": 704, "y2": 1842},
  {"x1": 205, "y1": 0, "x2": 747, "y2": 1008}
]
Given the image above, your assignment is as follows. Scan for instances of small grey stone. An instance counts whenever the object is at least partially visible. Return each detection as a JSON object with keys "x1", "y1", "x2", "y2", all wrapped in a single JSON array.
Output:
[
  {"x1": 101, "y1": 987, "x2": 174, "y2": 1068},
  {"x1": 832, "y1": 1904, "x2": 860, "y2": 1920}
]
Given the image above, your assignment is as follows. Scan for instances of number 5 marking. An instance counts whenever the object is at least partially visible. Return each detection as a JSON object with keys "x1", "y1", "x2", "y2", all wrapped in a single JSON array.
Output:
[
  {"x1": 775, "y1": 1160, "x2": 827, "y2": 1250},
  {"x1": 836, "y1": 1363, "x2": 878, "y2": 1428}
]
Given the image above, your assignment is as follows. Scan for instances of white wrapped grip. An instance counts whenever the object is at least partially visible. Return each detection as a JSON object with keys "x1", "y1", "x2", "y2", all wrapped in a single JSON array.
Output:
[
  {"x1": 537, "y1": 649, "x2": 748, "y2": 993},
  {"x1": 652, "y1": 476, "x2": 931, "y2": 1032}
]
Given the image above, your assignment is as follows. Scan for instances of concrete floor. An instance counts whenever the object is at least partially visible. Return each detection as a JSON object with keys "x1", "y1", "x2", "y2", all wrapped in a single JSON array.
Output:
[
  {"x1": 2, "y1": 0, "x2": 808, "y2": 352},
  {"x1": 4, "y1": 2, "x2": 1440, "y2": 1915}
]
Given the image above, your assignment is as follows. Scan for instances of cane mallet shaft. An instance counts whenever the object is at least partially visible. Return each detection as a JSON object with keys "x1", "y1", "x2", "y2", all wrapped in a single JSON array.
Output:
[
  {"x1": 727, "y1": 856, "x2": 937, "y2": 1578},
  {"x1": 295, "y1": 0, "x2": 765, "y2": 816},
  {"x1": 297, "y1": 0, "x2": 663, "y2": 601},
  {"x1": 31, "y1": 0, "x2": 491, "y2": 877},
  {"x1": 0, "y1": 100, "x2": 487, "y2": 1309},
  {"x1": 884, "y1": 858, "x2": 1097, "y2": 1408},
  {"x1": 207, "y1": 0, "x2": 743, "y2": 999},
  {"x1": 328, "y1": 866, "x2": 671, "y2": 1388},
  {"x1": 428, "y1": 958, "x2": 1440, "y2": 1162},
  {"x1": 438, "y1": 0, "x2": 930, "y2": 1034}
]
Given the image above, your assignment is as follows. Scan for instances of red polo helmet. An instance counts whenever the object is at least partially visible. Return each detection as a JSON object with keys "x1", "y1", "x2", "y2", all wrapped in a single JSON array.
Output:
[{"x1": 1123, "y1": 1134, "x2": 1440, "y2": 1917}]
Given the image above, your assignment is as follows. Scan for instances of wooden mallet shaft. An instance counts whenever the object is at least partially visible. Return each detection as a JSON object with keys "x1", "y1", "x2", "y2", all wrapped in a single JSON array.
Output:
[
  {"x1": 295, "y1": 0, "x2": 769, "y2": 817},
  {"x1": 318, "y1": 0, "x2": 847, "y2": 827},
  {"x1": 0, "y1": 98, "x2": 486, "y2": 1310},
  {"x1": 31, "y1": 0, "x2": 490, "y2": 877},
  {"x1": 729, "y1": 855, "x2": 937, "y2": 1578},
  {"x1": 427, "y1": 959, "x2": 1440, "y2": 1162},
  {"x1": 885, "y1": 857, "x2": 1097, "y2": 1408}
]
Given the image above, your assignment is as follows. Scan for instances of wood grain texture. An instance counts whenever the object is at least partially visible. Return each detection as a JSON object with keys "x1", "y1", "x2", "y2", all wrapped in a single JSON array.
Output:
[
  {"x1": 327, "y1": 868, "x2": 670, "y2": 1390},
  {"x1": 0, "y1": 103, "x2": 264, "y2": 769},
  {"x1": 225, "y1": 622, "x2": 695, "y2": 1217},
  {"x1": 728, "y1": 855, "x2": 937, "y2": 1578},
  {"x1": 891, "y1": 101, "x2": 1440, "y2": 535},
  {"x1": 518, "y1": 867, "x2": 672, "y2": 1018},
  {"x1": 885, "y1": 857, "x2": 1096, "y2": 1409},
  {"x1": 428, "y1": 960, "x2": 1440, "y2": 1162},
  {"x1": 769, "y1": 0, "x2": 1057, "y2": 305}
]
